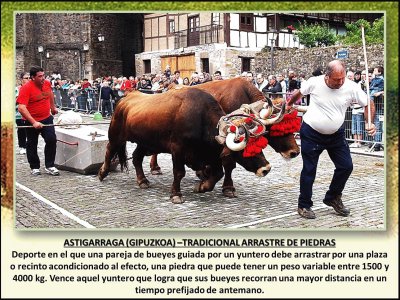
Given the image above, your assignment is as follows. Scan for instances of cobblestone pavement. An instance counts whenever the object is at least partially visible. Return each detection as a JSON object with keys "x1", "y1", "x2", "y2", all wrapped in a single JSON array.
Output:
[{"x1": 14, "y1": 114, "x2": 385, "y2": 230}]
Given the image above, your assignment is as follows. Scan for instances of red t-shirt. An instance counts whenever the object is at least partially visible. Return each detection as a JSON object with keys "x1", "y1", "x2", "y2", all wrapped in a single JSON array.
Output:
[
  {"x1": 120, "y1": 80, "x2": 132, "y2": 91},
  {"x1": 17, "y1": 79, "x2": 52, "y2": 121}
]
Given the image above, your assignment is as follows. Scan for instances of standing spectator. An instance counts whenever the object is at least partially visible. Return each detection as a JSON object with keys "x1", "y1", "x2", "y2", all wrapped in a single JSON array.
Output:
[
  {"x1": 369, "y1": 66, "x2": 384, "y2": 151},
  {"x1": 354, "y1": 71, "x2": 362, "y2": 83},
  {"x1": 182, "y1": 77, "x2": 190, "y2": 86},
  {"x1": 198, "y1": 73, "x2": 205, "y2": 84},
  {"x1": 129, "y1": 76, "x2": 137, "y2": 90},
  {"x1": 286, "y1": 79, "x2": 300, "y2": 105},
  {"x1": 164, "y1": 65, "x2": 171, "y2": 79},
  {"x1": 213, "y1": 71, "x2": 223, "y2": 80},
  {"x1": 255, "y1": 74, "x2": 268, "y2": 92},
  {"x1": 189, "y1": 73, "x2": 201, "y2": 86},
  {"x1": 17, "y1": 66, "x2": 59, "y2": 176},
  {"x1": 346, "y1": 71, "x2": 354, "y2": 81},
  {"x1": 173, "y1": 71, "x2": 183, "y2": 85},
  {"x1": 276, "y1": 74, "x2": 287, "y2": 100},
  {"x1": 246, "y1": 72, "x2": 255, "y2": 85},
  {"x1": 203, "y1": 72, "x2": 212, "y2": 83},
  {"x1": 287, "y1": 69, "x2": 300, "y2": 89},
  {"x1": 286, "y1": 60, "x2": 376, "y2": 219},
  {"x1": 15, "y1": 72, "x2": 30, "y2": 154},
  {"x1": 100, "y1": 81, "x2": 115, "y2": 117},
  {"x1": 262, "y1": 75, "x2": 282, "y2": 99},
  {"x1": 53, "y1": 78, "x2": 62, "y2": 108},
  {"x1": 120, "y1": 77, "x2": 132, "y2": 96}
]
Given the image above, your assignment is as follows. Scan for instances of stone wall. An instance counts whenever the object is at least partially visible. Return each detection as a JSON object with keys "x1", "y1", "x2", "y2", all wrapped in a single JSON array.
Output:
[
  {"x1": 254, "y1": 44, "x2": 384, "y2": 78},
  {"x1": 15, "y1": 13, "x2": 143, "y2": 81}
]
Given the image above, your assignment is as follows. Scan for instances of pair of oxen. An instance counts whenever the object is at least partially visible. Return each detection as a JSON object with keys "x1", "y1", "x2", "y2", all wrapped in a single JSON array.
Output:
[{"x1": 98, "y1": 78, "x2": 302, "y2": 204}]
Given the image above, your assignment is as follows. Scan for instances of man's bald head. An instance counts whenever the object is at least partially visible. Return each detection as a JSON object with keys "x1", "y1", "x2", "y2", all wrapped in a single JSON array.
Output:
[
  {"x1": 326, "y1": 60, "x2": 345, "y2": 76},
  {"x1": 325, "y1": 60, "x2": 346, "y2": 89}
]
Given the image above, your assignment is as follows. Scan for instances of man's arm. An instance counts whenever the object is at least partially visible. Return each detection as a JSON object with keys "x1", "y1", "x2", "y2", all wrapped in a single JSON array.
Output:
[
  {"x1": 364, "y1": 99, "x2": 376, "y2": 136},
  {"x1": 18, "y1": 104, "x2": 43, "y2": 129},
  {"x1": 286, "y1": 89, "x2": 303, "y2": 108},
  {"x1": 49, "y1": 89, "x2": 58, "y2": 115}
]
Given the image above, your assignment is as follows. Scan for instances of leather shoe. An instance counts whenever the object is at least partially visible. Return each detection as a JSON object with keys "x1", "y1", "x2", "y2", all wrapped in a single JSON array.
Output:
[
  {"x1": 323, "y1": 195, "x2": 350, "y2": 216},
  {"x1": 297, "y1": 207, "x2": 316, "y2": 219}
]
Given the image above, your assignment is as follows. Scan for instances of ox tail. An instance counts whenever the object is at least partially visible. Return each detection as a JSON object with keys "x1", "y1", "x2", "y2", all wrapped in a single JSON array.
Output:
[
  {"x1": 111, "y1": 141, "x2": 128, "y2": 172},
  {"x1": 118, "y1": 142, "x2": 128, "y2": 172}
]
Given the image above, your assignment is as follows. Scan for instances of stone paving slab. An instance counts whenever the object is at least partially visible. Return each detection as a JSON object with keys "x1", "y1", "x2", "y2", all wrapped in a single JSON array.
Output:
[{"x1": 14, "y1": 114, "x2": 385, "y2": 230}]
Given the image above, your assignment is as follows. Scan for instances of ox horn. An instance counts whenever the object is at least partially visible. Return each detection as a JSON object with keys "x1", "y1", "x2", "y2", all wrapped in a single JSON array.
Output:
[
  {"x1": 259, "y1": 97, "x2": 274, "y2": 119},
  {"x1": 259, "y1": 102, "x2": 286, "y2": 126},
  {"x1": 225, "y1": 131, "x2": 247, "y2": 151}
]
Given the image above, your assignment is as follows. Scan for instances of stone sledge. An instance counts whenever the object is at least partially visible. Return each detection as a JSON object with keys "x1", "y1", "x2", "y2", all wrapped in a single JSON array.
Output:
[{"x1": 54, "y1": 126, "x2": 112, "y2": 175}]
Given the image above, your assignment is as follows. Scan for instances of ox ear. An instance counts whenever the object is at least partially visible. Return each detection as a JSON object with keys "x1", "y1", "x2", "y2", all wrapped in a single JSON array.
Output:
[
  {"x1": 215, "y1": 135, "x2": 226, "y2": 145},
  {"x1": 220, "y1": 146, "x2": 232, "y2": 158}
]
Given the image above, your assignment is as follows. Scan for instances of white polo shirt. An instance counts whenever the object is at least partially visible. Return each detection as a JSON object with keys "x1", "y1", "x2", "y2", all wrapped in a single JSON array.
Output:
[{"x1": 301, "y1": 75, "x2": 368, "y2": 134}]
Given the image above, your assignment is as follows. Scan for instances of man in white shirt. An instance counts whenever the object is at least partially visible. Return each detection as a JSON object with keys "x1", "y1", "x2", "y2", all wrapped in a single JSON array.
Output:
[
  {"x1": 286, "y1": 60, "x2": 376, "y2": 219},
  {"x1": 255, "y1": 73, "x2": 268, "y2": 91}
]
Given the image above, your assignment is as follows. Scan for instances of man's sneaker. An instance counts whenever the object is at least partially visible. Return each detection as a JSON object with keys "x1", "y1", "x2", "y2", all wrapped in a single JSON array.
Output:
[
  {"x1": 297, "y1": 207, "x2": 316, "y2": 219},
  {"x1": 349, "y1": 143, "x2": 361, "y2": 148},
  {"x1": 323, "y1": 195, "x2": 350, "y2": 216},
  {"x1": 45, "y1": 167, "x2": 60, "y2": 176},
  {"x1": 31, "y1": 169, "x2": 41, "y2": 176},
  {"x1": 19, "y1": 148, "x2": 26, "y2": 154}
]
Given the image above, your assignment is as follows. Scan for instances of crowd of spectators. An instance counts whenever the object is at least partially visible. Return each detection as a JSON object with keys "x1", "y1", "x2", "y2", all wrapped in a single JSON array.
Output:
[{"x1": 17, "y1": 66, "x2": 383, "y2": 151}]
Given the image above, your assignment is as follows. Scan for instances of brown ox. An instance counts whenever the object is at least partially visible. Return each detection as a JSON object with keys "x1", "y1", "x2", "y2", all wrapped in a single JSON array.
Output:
[
  {"x1": 150, "y1": 77, "x2": 301, "y2": 197},
  {"x1": 98, "y1": 88, "x2": 271, "y2": 204}
]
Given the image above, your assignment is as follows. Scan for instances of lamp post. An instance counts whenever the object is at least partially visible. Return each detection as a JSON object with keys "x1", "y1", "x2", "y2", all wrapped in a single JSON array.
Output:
[
  {"x1": 269, "y1": 30, "x2": 277, "y2": 73},
  {"x1": 38, "y1": 46, "x2": 43, "y2": 68},
  {"x1": 82, "y1": 43, "x2": 89, "y2": 78}
]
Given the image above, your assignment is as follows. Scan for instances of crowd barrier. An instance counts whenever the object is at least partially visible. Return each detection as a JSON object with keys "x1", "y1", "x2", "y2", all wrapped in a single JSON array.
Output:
[{"x1": 55, "y1": 88, "x2": 384, "y2": 150}]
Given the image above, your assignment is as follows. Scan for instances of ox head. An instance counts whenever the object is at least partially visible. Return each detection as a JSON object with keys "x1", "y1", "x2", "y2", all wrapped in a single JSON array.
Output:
[
  {"x1": 260, "y1": 97, "x2": 300, "y2": 159},
  {"x1": 216, "y1": 113, "x2": 271, "y2": 177},
  {"x1": 221, "y1": 145, "x2": 271, "y2": 177}
]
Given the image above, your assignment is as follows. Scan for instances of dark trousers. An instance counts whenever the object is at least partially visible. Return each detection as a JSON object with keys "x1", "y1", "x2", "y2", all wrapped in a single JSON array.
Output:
[
  {"x1": 298, "y1": 122, "x2": 353, "y2": 209},
  {"x1": 101, "y1": 99, "x2": 112, "y2": 117},
  {"x1": 25, "y1": 115, "x2": 57, "y2": 169},
  {"x1": 15, "y1": 119, "x2": 27, "y2": 148}
]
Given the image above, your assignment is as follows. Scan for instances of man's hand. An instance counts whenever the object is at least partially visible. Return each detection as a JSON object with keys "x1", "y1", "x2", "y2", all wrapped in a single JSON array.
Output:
[
  {"x1": 32, "y1": 121, "x2": 43, "y2": 129},
  {"x1": 51, "y1": 106, "x2": 58, "y2": 115},
  {"x1": 365, "y1": 122, "x2": 376, "y2": 136}
]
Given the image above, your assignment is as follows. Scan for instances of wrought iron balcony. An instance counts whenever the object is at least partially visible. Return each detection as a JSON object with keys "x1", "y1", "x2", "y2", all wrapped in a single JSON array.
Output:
[{"x1": 174, "y1": 24, "x2": 223, "y2": 49}]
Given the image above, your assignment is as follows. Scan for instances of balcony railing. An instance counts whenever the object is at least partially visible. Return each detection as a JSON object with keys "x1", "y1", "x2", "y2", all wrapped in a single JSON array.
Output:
[{"x1": 174, "y1": 24, "x2": 223, "y2": 49}]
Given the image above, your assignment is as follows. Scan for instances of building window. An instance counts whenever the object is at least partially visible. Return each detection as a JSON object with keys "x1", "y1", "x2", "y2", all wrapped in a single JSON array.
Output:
[
  {"x1": 143, "y1": 60, "x2": 151, "y2": 74},
  {"x1": 239, "y1": 13, "x2": 254, "y2": 32},
  {"x1": 201, "y1": 58, "x2": 209, "y2": 73},
  {"x1": 169, "y1": 19, "x2": 175, "y2": 34},
  {"x1": 212, "y1": 13, "x2": 220, "y2": 26},
  {"x1": 241, "y1": 57, "x2": 251, "y2": 72}
]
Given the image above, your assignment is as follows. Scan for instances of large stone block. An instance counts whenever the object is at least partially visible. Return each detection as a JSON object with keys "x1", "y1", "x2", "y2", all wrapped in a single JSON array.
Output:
[{"x1": 54, "y1": 126, "x2": 109, "y2": 175}]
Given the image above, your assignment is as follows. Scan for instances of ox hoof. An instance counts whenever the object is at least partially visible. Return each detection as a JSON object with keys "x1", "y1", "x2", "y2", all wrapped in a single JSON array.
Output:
[
  {"x1": 171, "y1": 196, "x2": 185, "y2": 204},
  {"x1": 222, "y1": 187, "x2": 237, "y2": 198},
  {"x1": 193, "y1": 182, "x2": 203, "y2": 193},
  {"x1": 151, "y1": 169, "x2": 163, "y2": 175},
  {"x1": 138, "y1": 179, "x2": 150, "y2": 189}
]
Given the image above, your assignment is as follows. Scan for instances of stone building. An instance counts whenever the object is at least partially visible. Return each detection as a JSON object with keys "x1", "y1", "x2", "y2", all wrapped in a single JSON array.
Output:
[
  {"x1": 15, "y1": 13, "x2": 143, "y2": 81},
  {"x1": 135, "y1": 12, "x2": 383, "y2": 79},
  {"x1": 15, "y1": 12, "x2": 382, "y2": 81}
]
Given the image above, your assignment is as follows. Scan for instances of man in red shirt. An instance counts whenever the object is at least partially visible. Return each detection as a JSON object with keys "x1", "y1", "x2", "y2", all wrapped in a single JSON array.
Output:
[
  {"x1": 120, "y1": 77, "x2": 132, "y2": 96},
  {"x1": 17, "y1": 66, "x2": 59, "y2": 176}
]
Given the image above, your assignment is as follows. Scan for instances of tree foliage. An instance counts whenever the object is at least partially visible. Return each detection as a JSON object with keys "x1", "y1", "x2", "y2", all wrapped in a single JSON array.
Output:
[
  {"x1": 339, "y1": 17, "x2": 384, "y2": 46},
  {"x1": 294, "y1": 21, "x2": 337, "y2": 48}
]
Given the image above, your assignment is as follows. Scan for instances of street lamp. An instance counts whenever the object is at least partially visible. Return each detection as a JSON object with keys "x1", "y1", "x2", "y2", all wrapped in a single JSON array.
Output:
[
  {"x1": 269, "y1": 29, "x2": 277, "y2": 72},
  {"x1": 97, "y1": 33, "x2": 105, "y2": 42},
  {"x1": 38, "y1": 46, "x2": 44, "y2": 68}
]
